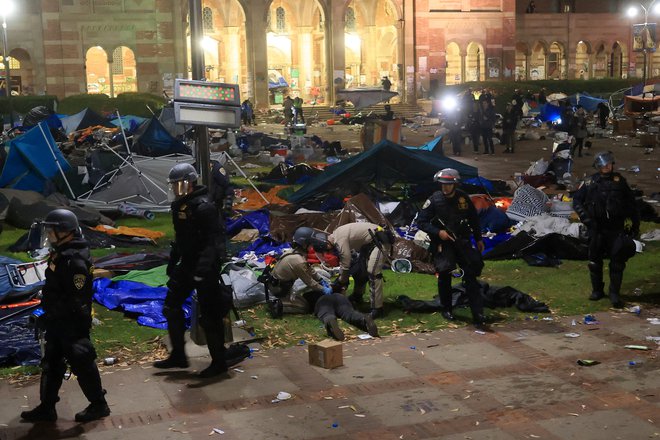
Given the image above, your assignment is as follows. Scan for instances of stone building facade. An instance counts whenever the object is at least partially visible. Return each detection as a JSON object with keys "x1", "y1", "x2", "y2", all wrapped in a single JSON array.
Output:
[{"x1": 3, "y1": 0, "x2": 652, "y2": 108}]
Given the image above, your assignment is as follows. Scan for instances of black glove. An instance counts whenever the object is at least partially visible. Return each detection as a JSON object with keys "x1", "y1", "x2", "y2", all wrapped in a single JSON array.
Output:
[
  {"x1": 223, "y1": 198, "x2": 234, "y2": 218},
  {"x1": 167, "y1": 242, "x2": 179, "y2": 277}
]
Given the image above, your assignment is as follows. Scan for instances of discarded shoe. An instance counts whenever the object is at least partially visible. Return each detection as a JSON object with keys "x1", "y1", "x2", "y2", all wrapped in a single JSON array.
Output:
[
  {"x1": 75, "y1": 401, "x2": 110, "y2": 423},
  {"x1": 21, "y1": 404, "x2": 57, "y2": 423},
  {"x1": 325, "y1": 318, "x2": 345, "y2": 341},
  {"x1": 589, "y1": 291, "x2": 605, "y2": 301},
  {"x1": 441, "y1": 310, "x2": 455, "y2": 321},
  {"x1": 198, "y1": 362, "x2": 229, "y2": 379},
  {"x1": 153, "y1": 355, "x2": 189, "y2": 369}
]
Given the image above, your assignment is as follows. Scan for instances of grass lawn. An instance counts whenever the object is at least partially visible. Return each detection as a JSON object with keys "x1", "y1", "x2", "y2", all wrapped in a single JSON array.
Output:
[{"x1": 1, "y1": 214, "x2": 658, "y2": 379}]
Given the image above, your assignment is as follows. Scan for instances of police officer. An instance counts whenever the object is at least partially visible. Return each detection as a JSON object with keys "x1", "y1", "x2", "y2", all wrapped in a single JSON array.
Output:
[
  {"x1": 417, "y1": 169, "x2": 487, "y2": 328},
  {"x1": 328, "y1": 222, "x2": 393, "y2": 319},
  {"x1": 573, "y1": 151, "x2": 640, "y2": 308},
  {"x1": 21, "y1": 209, "x2": 110, "y2": 423},
  {"x1": 265, "y1": 227, "x2": 378, "y2": 340},
  {"x1": 154, "y1": 163, "x2": 233, "y2": 378}
]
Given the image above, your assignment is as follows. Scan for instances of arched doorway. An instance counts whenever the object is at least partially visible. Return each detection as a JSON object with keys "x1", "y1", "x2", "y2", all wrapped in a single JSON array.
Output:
[
  {"x1": 345, "y1": 0, "x2": 401, "y2": 92},
  {"x1": 201, "y1": 1, "x2": 249, "y2": 96},
  {"x1": 575, "y1": 41, "x2": 590, "y2": 79},
  {"x1": 593, "y1": 43, "x2": 608, "y2": 78},
  {"x1": 110, "y1": 46, "x2": 137, "y2": 96},
  {"x1": 6, "y1": 48, "x2": 32, "y2": 95},
  {"x1": 610, "y1": 42, "x2": 623, "y2": 78},
  {"x1": 266, "y1": 0, "x2": 327, "y2": 105},
  {"x1": 445, "y1": 42, "x2": 462, "y2": 85},
  {"x1": 466, "y1": 42, "x2": 485, "y2": 82},
  {"x1": 85, "y1": 46, "x2": 110, "y2": 95},
  {"x1": 530, "y1": 41, "x2": 547, "y2": 80},
  {"x1": 547, "y1": 42, "x2": 564, "y2": 79},
  {"x1": 515, "y1": 42, "x2": 529, "y2": 81}
]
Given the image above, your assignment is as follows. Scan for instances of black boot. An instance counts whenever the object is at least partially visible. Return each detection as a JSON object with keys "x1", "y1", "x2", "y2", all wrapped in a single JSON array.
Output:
[
  {"x1": 198, "y1": 362, "x2": 229, "y2": 378},
  {"x1": 153, "y1": 350, "x2": 188, "y2": 369},
  {"x1": 589, "y1": 273, "x2": 605, "y2": 301},
  {"x1": 441, "y1": 309, "x2": 455, "y2": 321},
  {"x1": 21, "y1": 404, "x2": 57, "y2": 423},
  {"x1": 344, "y1": 310, "x2": 379, "y2": 338},
  {"x1": 369, "y1": 307, "x2": 384, "y2": 319},
  {"x1": 609, "y1": 269, "x2": 625, "y2": 309},
  {"x1": 75, "y1": 399, "x2": 110, "y2": 422},
  {"x1": 324, "y1": 317, "x2": 345, "y2": 341}
]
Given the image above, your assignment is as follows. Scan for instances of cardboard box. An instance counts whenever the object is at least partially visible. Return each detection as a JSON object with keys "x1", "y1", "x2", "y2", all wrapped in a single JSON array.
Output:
[
  {"x1": 613, "y1": 119, "x2": 634, "y2": 134},
  {"x1": 638, "y1": 133, "x2": 657, "y2": 147},
  {"x1": 308, "y1": 339, "x2": 343, "y2": 369}
]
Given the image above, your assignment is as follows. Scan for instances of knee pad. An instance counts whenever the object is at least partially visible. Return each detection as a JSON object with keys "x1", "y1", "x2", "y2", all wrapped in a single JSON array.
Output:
[{"x1": 587, "y1": 260, "x2": 602, "y2": 272}]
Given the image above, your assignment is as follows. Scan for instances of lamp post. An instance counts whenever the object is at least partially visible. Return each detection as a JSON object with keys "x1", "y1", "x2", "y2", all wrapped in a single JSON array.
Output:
[
  {"x1": 627, "y1": 0, "x2": 660, "y2": 87},
  {"x1": 0, "y1": 0, "x2": 14, "y2": 128}
]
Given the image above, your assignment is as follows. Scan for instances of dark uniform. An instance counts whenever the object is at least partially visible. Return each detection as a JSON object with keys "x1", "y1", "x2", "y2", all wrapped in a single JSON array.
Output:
[
  {"x1": 209, "y1": 159, "x2": 234, "y2": 260},
  {"x1": 21, "y1": 210, "x2": 110, "y2": 423},
  {"x1": 417, "y1": 187, "x2": 486, "y2": 325},
  {"x1": 162, "y1": 184, "x2": 233, "y2": 374},
  {"x1": 572, "y1": 165, "x2": 639, "y2": 307}
]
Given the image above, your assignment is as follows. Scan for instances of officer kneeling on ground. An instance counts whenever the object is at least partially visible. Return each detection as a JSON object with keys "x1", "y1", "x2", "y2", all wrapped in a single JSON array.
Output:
[
  {"x1": 572, "y1": 151, "x2": 640, "y2": 308},
  {"x1": 153, "y1": 163, "x2": 234, "y2": 378},
  {"x1": 263, "y1": 227, "x2": 379, "y2": 341},
  {"x1": 21, "y1": 209, "x2": 110, "y2": 423},
  {"x1": 417, "y1": 168, "x2": 488, "y2": 329}
]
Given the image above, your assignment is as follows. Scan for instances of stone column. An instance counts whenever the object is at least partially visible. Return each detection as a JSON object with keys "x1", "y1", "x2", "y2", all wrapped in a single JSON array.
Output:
[
  {"x1": 297, "y1": 26, "x2": 314, "y2": 100},
  {"x1": 363, "y1": 26, "x2": 378, "y2": 86},
  {"x1": 326, "y1": 0, "x2": 346, "y2": 105},
  {"x1": 244, "y1": 2, "x2": 269, "y2": 108},
  {"x1": 224, "y1": 26, "x2": 241, "y2": 85}
]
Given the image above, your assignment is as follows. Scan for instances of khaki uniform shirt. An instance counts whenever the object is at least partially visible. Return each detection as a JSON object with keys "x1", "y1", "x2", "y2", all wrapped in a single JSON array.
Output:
[
  {"x1": 271, "y1": 250, "x2": 323, "y2": 291},
  {"x1": 329, "y1": 222, "x2": 379, "y2": 283}
]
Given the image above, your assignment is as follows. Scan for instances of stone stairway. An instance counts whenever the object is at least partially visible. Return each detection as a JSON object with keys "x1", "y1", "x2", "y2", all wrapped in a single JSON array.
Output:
[{"x1": 256, "y1": 102, "x2": 427, "y2": 124}]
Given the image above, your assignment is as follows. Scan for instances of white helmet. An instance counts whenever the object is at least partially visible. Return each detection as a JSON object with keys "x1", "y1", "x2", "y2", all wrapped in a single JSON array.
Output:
[{"x1": 433, "y1": 168, "x2": 460, "y2": 184}]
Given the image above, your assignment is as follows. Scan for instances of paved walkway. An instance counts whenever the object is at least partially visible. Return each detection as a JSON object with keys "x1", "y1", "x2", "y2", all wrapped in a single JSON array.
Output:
[{"x1": 1, "y1": 310, "x2": 658, "y2": 440}]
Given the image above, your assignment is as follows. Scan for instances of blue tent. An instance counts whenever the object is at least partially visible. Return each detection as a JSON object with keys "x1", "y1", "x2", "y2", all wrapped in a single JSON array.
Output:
[
  {"x1": 110, "y1": 114, "x2": 148, "y2": 132},
  {"x1": 0, "y1": 122, "x2": 70, "y2": 193},
  {"x1": 60, "y1": 108, "x2": 115, "y2": 134},
  {"x1": 132, "y1": 116, "x2": 191, "y2": 156},
  {"x1": 289, "y1": 140, "x2": 478, "y2": 203},
  {"x1": 569, "y1": 92, "x2": 608, "y2": 112},
  {"x1": 538, "y1": 103, "x2": 563, "y2": 123}
]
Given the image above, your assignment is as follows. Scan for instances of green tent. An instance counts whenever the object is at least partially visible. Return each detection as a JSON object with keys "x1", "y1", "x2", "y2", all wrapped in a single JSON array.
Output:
[{"x1": 288, "y1": 140, "x2": 478, "y2": 203}]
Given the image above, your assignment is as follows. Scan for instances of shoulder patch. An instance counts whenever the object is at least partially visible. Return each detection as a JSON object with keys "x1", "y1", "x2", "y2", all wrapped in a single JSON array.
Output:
[
  {"x1": 73, "y1": 274, "x2": 87, "y2": 290},
  {"x1": 613, "y1": 175, "x2": 620, "y2": 182},
  {"x1": 422, "y1": 199, "x2": 431, "y2": 209},
  {"x1": 458, "y1": 197, "x2": 468, "y2": 210},
  {"x1": 219, "y1": 167, "x2": 227, "y2": 176}
]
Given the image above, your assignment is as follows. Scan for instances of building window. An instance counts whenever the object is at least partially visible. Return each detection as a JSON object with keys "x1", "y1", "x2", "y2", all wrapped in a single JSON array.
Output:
[
  {"x1": 7, "y1": 56, "x2": 19, "y2": 69},
  {"x1": 548, "y1": 52, "x2": 559, "y2": 76},
  {"x1": 112, "y1": 47, "x2": 124, "y2": 75},
  {"x1": 276, "y1": 7, "x2": 286, "y2": 33},
  {"x1": 345, "y1": 7, "x2": 356, "y2": 32},
  {"x1": 203, "y1": 7, "x2": 214, "y2": 32}
]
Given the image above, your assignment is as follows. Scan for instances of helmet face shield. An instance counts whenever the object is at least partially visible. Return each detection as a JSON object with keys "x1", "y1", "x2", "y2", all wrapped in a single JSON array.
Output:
[
  {"x1": 168, "y1": 179, "x2": 195, "y2": 199},
  {"x1": 593, "y1": 151, "x2": 614, "y2": 170},
  {"x1": 28, "y1": 222, "x2": 50, "y2": 250}
]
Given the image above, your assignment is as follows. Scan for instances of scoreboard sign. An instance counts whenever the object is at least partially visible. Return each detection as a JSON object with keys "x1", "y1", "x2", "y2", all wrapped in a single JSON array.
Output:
[{"x1": 173, "y1": 79, "x2": 241, "y2": 128}]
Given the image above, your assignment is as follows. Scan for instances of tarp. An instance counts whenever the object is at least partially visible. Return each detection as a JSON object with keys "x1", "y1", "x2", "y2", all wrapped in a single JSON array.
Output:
[
  {"x1": 538, "y1": 103, "x2": 563, "y2": 122},
  {"x1": 22, "y1": 106, "x2": 63, "y2": 130},
  {"x1": 132, "y1": 117, "x2": 191, "y2": 156},
  {"x1": 110, "y1": 114, "x2": 148, "y2": 132},
  {"x1": 0, "y1": 122, "x2": 71, "y2": 193},
  {"x1": 158, "y1": 107, "x2": 187, "y2": 138},
  {"x1": 0, "y1": 256, "x2": 45, "y2": 303},
  {"x1": 288, "y1": 140, "x2": 479, "y2": 203},
  {"x1": 268, "y1": 70, "x2": 289, "y2": 89},
  {"x1": 405, "y1": 137, "x2": 443, "y2": 152},
  {"x1": 0, "y1": 315, "x2": 41, "y2": 366},
  {"x1": 336, "y1": 88, "x2": 399, "y2": 110},
  {"x1": 624, "y1": 94, "x2": 660, "y2": 115},
  {"x1": 60, "y1": 108, "x2": 114, "y2": 134},
  {"x1": 569, "y1": 92, "x2": 608, "y2": 112}
]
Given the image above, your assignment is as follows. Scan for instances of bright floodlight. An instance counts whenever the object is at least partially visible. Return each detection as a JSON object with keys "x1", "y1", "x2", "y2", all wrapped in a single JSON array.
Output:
[
  {"x1": 441, "y1": 96, "x2": 457, "y2": 112},
  {"x1": 627, "y1": 6, "x2": 639, "y2": 18},
  {"x1": 0, "y1": 0, "x2": 14, "y2": 16},
  {"x1": 201, "y1": 36, "x2": 217, "y2": 51},
  {"x1": 653, "y1": 2, "x2": 660, "y2": 14}
]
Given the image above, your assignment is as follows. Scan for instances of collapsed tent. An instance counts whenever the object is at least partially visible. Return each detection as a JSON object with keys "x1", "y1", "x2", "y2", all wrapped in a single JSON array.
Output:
[
  {"x1": 0, "y1": 123, "x2": 71, "y2": 195},
  {"x1": 336, "y1": 88, "x2": 399, "y2": 109},
  {"x1": 0, "y1": 256, "x2": 46, "y2": 303},
  {"x1": 132, "y1": 117, "x2": 191, "y2": 156},
  {"x1": 624, "y1": 94, "x2": 660, "y2": 115},
  {"x1": 111, "y1": 114, "x2": 148, "y2": 133},
  {"x1": 158, "y1": 107, "x2": 187, "y2": 138},
  {"x1": 288, "y1": 140, "x2": 479, "y2": 203},
  {"x1": 568, "y1": 92, "x2": 608, "y2": 112},
  {"x1": 60, "y1": 108, "x2": 115, "y2": 134},
  {"x1": 22, "y1": 106, "x2": 63, "y2": 130}
]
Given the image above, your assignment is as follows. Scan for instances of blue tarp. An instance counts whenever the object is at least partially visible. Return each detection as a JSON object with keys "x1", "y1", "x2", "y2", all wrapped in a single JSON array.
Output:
[
  {"x1": 405, "y1": 136, "x2": 443, "y2": 152},
  {"x1": 237, "y1": 237, "x2": 291, "y2": 258},
  {"x1": 569, "y1": 92, "x2": 608, "y2": 112},
  {"x1": 226, "y1": 210, "x2": 271, "y2": 237},
  {"x1": 538, "y1": 103, "x2": 563, "y2": 122},
  {"x1": 0, "y1": 315, "x2": 40, "y2": 366},
  {"x1": 93, "y1": 278, "x2": 192, "y2": 330},
  {"x1": 132, "y1": 117, "x2": 191, "y2": 156},
  {"x1": 110, "y1": 114, "x2": 148, "y2": 132},
  {"x1": 0, "y1": 122, "x2": 71, "y2": 193},
  {"x1": 60, "y1": 108, "x2": 115, "y2": 134}
]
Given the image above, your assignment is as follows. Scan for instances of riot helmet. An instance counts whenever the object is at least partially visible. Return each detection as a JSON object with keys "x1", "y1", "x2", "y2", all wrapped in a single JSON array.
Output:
[
  {"x1": 433, "y1": 168, "x2": 461, "y2": 184},
  {"x1": 593, "y1": 151, "x2": 614, "y2": 170},
  {"x1": 29, "y1": 208, "x2": 81, "y2": 249},
  {"x1": 168, "y1": 163, "x2": 199, "y2": 199},
  {"x1": 292, "y1": 227, "x2": 330, "y2": 251}
]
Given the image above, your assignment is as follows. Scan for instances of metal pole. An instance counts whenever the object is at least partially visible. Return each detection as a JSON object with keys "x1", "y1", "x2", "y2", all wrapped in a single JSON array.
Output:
[
  {"x1": 189, "y1": 0, "x2": 210, "y2": 188},
  {"x1": 2, "y1": 13, "x2": 12, "y2": 128}
]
